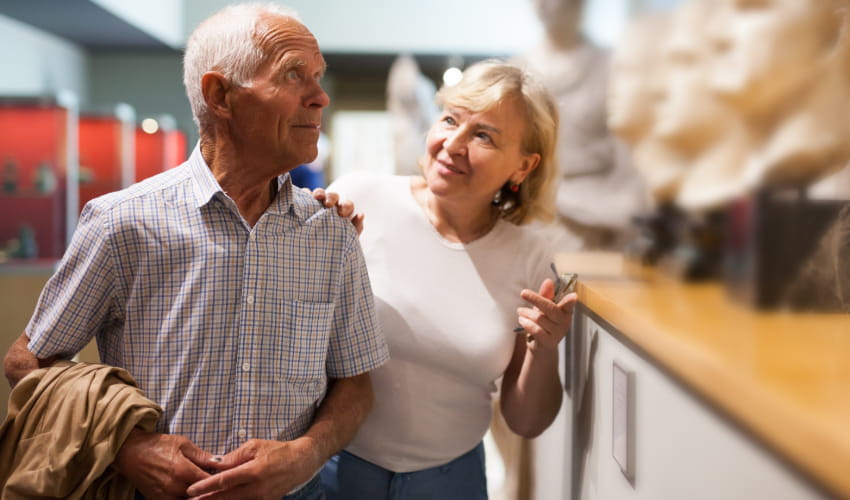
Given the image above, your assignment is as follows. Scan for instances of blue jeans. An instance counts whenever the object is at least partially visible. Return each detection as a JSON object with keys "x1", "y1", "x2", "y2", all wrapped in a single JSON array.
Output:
[
  {"x1": 320, "y1": 443, "x2": 488, "y2": 500},
  {"x1": 134, "y1": 475, "x2": 323, "y2": 500},
  {"x1": 286, "y1": 476, "x2": 325, "y2": 500}
]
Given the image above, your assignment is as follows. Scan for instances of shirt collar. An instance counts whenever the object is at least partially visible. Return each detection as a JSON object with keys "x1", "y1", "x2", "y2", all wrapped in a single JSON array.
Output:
[
  {"x1": 275, "y1": 174, "x2": 314, "y2": 223},
  {"x1": 187, "y1": 143, "x2": 309, "y2": 222},
  {"x1": 188, "y1": 143, "x2": 222, "y2": 209}
]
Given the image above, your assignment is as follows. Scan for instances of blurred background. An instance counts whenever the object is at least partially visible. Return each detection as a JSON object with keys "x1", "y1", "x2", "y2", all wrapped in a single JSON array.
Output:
[
  {"x1": 3, "y1": 2, "x2": 849, "y2": 500},
  {"x1": 0, "y1": 4, "x2": 682, "y2": 500},
  {"x1": 0, "y1": 0, "x2": 686, "y2": 264},
  {"x1": 0, "y1": 0, "x2": 680, "y2": 146}
]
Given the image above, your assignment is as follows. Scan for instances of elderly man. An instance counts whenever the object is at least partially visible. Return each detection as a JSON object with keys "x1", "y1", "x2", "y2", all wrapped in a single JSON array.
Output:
[{"x1": 3, "y1": 4, "x2": 388, "y2": 500}]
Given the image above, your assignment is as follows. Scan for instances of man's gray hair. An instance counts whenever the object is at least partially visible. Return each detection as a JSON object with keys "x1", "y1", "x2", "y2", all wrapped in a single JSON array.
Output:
[{"x1": 183, "y1": 3, "x2": 301, "y2": 132}]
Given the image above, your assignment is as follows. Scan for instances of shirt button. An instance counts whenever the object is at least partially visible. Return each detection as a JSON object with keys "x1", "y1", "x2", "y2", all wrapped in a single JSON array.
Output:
[
  {"x1": 242, "y1": 362, "x2": 251, "y2": 372},
  {"x1": 246, "y1": 294, "x2": 254, "y2": 305},
  {"x1": 238, "y1": 429, "x2": 247, "y2": 439},
  {"x1": 249, "y1": 232, "x2": 256, "y2": 241}
]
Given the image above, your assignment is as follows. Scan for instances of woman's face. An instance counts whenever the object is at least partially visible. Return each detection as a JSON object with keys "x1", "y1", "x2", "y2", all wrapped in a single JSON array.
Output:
[{"x1": 423, "y1": 97, "x2": 539, "y2": 205}]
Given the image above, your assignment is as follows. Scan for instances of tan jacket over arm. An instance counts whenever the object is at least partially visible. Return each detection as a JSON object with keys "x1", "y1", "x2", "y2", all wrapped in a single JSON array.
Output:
[{"x1": 0, "y1": 361, "x2": 161, "y2": 500}]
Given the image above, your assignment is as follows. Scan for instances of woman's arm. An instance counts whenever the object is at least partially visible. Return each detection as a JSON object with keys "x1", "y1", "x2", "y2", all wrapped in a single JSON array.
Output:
[{"x1": 499, "y1": 279, "x2": 577, "y2": 437}]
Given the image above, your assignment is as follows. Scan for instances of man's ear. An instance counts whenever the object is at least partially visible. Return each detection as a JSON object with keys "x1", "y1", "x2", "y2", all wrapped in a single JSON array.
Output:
[{"x1": 201, "y1": 71, "x2": 232, "y2": 119}]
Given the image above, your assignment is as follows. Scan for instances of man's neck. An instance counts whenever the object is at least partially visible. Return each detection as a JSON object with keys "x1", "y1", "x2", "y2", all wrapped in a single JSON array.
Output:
[{"x1": 200, "y1": 138, "x2": 279, "y2": 227}]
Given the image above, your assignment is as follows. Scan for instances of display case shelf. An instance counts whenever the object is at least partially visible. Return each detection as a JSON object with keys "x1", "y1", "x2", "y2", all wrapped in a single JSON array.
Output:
[
  {"x1": 78, "y1": 104, "x2": 134, "y2": 211},
  {"x1": 0, "y1": 95, "x2": 79, "y2": 260}
]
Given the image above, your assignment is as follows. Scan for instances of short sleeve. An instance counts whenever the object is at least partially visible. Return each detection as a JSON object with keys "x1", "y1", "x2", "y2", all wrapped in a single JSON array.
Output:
[
  {"x1": 27, "y1": 202, "x2": 118, "y2": 359},
  {"x1": 325, "y1": 233, "x2": 389, "y2": 379}
]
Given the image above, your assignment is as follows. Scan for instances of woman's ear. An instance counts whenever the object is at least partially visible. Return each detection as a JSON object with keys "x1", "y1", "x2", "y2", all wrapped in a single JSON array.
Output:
[
  {"x1": 201, "y1": 71, "x2": 232, "y2": 119},
  {"x1": 513, "y1": 153, "x2": 541, "y2": 184}
]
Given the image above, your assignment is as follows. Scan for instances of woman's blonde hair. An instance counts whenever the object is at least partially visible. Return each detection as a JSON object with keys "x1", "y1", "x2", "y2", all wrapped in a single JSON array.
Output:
[{"x1": 434, "y1": 59, "x2": 559, "y2": 225}]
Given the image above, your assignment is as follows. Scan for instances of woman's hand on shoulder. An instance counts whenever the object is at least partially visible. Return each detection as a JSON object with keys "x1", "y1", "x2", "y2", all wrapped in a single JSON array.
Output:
[{"x1": 307, "y1": 187, "x2": 365, "y2": 235}]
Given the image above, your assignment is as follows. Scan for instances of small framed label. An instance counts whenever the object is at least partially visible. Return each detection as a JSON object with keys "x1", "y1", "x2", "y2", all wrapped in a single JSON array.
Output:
[{"x1": 612, "y1": 360, "x2": 635, "y2": 484}]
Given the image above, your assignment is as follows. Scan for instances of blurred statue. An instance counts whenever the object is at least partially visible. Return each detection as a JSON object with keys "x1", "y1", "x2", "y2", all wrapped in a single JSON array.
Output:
[
  {"x1": 808, "y1": 161, "x2": 850, "y2": 200},
  {"x1": 609, "y1": 2, "x2": 749, "y2": 274},
  {"x1": 653, "y1": 0, "x2": 750, "y2": 211},
  {"x1": 386, "y1": 54, "x2": 439, "y2": 176},
  {"x1": 708, "y1": 0, "x2": 850, "y2": 192},
  {"x1": 514, "y1": 0, "x2": 650, "y2": 250},
  {"x1": 607, "y1": 13, "x2": 666, "y2": 145},
  {"x1": 607, "y1": 12, "x2": 681, "y2": 204}
]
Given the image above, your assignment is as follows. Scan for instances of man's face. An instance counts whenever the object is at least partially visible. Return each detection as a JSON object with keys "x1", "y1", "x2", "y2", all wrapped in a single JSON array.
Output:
[
  {"x1": 708, "y1": 0, "x2": 835, "y2": 115},
  {"x1": 229, "y1": 16, "x2": 329, "y2": 173}
]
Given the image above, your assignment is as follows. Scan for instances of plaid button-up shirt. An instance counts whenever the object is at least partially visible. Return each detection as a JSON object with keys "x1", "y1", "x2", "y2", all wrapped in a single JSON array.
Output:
[{"x1": 27, "y1": 146, "x2": 388, "y2": 454}]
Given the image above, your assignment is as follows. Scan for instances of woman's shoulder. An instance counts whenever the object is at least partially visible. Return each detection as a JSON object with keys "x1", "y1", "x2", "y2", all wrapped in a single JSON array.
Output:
[
  {"x1": 499, "y1": 220, "x2": 556, "y2": 251},
  {"x1": 498, "y1": 221, "x2": 563, "y2": 279},
  {"x1": 329, "y1": 172, "x2": 410, "y2": 195},
  {"x1": 327, "y1": 170, "x2": 405, "y2": 190}
]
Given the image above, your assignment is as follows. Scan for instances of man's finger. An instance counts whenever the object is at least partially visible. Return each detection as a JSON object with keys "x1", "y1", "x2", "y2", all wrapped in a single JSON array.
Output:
[
  {"x1": 181, "y1": 444, "x2": 218, "y2": 479},
  {"x1": 186, "y1": 470, "x2": 230, "y2": 497}
]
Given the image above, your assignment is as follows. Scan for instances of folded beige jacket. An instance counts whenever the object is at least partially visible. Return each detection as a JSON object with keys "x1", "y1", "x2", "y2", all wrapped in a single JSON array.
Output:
[{"x1": 0, "y1": 361, "x2": 161, "y2": 499}]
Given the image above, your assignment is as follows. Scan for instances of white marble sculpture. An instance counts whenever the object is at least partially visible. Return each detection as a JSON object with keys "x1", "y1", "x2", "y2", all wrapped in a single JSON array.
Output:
[
  {"x1": 654, "y1": 0, "x2": 750, "y2": 212},
  {"x1": 708, "y1": 0, "x2": 850, "y2": 193},
  {"x1": 607, "y1": 11, "x2": 683, "y2": 204},
  {"x1": 514, "y1": 0, "x2": 650, "y2": 250},
  {"x1": 386, "y1": 54, "x2": 439, "y2": 176}
]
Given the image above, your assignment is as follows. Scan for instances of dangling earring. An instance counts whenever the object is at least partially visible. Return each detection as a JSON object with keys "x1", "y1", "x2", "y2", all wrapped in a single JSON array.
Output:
[
  {"x1": 492, "y1": 189, "x2": 502, "y2": 205},
  {"x1": 510, "y1": 182, "x2": 520, "y2": 193}
]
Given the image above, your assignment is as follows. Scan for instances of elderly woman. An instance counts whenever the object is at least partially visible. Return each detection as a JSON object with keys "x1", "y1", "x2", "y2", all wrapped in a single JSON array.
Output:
[{"x1": 319, "y1": 60, "x2": 576, "y2": 499}]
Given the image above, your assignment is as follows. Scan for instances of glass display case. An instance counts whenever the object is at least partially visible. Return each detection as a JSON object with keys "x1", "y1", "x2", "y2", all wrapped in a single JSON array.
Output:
[
  {"x1": 78, "y1": 104, "x2": 135, "y2": 211},
  {"x1": 0, "y1": 94, "x2": 79, "y2": 261},
  {"x1": 135, "y1": 115, "x2": 187, "y2": 182}
]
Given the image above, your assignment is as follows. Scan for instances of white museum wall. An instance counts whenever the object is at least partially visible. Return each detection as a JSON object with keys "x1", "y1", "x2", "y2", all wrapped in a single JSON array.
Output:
[{"x1": 0, "y1": 14, "x2": 88, "y2": 102}]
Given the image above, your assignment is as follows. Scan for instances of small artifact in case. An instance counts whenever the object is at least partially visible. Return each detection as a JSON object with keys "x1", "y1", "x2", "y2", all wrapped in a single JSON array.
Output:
[{"x1": 725, "y1": 190, "x2": 850, "y2": 312}]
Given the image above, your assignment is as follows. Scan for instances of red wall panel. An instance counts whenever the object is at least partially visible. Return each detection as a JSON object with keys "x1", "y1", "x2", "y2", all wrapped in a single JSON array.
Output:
[
  {"x1": 0, "y1": 105, "x2": 68, "y2": 260},
  {"x1": 79, "y1": 116, "x2": 123, "y2": 211}
]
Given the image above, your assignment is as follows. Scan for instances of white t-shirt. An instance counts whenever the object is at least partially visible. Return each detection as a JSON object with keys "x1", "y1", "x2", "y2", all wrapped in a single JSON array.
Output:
[{"x1": 331, "y1": 173, "x2": 554, "y2": 472}]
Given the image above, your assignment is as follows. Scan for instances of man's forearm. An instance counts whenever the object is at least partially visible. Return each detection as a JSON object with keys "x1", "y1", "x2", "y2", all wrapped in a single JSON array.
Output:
[
  {"x1": 3, "y1": 332, "x2": 56, "y2": 388},
  {"x1": 298, "y1": 372, "x2": 374, "y2": 466}
]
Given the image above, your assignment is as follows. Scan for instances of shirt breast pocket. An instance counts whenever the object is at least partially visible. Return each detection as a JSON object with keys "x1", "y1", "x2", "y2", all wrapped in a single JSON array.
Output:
[{"x1": 279, "y1": 300, "x2": 334, "y2": 384}]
